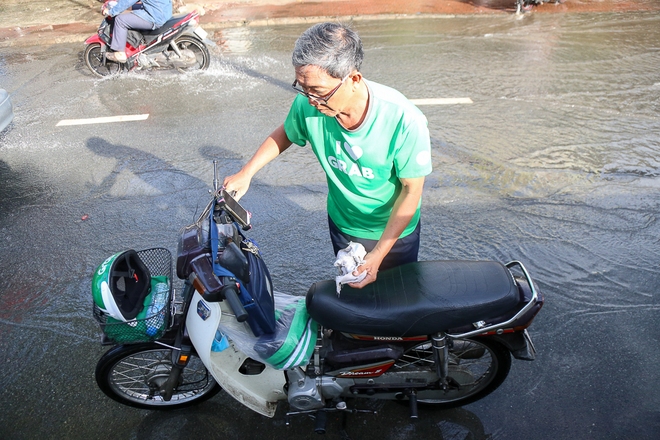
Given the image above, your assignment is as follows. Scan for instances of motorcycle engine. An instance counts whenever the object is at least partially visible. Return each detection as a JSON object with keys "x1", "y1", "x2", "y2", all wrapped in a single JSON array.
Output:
[
  {"x1": 156, "y1": 50, "x2": 197, "y2": 69},
  {"x1": 287, "y1": 368, "x2": 324, "y2": 411},
  {"x1": 137, "y1": 53, "x2": 159, "y2": 68},
  {"x1": 137, "y1": 50, "x2": 197, "y2": 70}
]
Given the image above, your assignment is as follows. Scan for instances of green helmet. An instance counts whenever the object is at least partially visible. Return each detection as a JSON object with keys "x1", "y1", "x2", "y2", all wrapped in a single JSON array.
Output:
[{"x1": 92, "y1": 250, "x2": 152, "y2": 322}]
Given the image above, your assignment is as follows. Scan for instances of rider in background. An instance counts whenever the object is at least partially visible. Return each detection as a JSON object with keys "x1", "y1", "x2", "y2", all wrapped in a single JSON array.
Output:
[{"x1": 102, "y1": 0, "x2": 173, "y2": 63}]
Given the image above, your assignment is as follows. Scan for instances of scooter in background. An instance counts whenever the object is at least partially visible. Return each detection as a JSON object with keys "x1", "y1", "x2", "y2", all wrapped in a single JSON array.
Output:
[{"x1": 84, "y1": 3, "x2": 211, "y2": 77}]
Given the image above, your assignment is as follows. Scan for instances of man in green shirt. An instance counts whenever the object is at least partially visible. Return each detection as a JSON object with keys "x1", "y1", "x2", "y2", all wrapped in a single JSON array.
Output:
[{"x1": 224, "y1": 22, "x2": 432, "y2": 288}]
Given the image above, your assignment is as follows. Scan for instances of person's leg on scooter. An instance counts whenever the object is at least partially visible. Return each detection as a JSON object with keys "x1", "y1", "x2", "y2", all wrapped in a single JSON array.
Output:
[{"x1": 107, "y1": 13, "x2": 154, "y2": 63}]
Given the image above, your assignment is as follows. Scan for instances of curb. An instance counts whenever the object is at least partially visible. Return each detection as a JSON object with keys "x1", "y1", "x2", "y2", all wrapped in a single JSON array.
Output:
[
  {"x1": 0, "y1": 12, "x2": 467, "y2": 49},
  {"x1": 2, "y1": 0, "x2": 658, "y2": 49},
  {"x1": 1, "y1": 12, "x2": 468, "y2": 49}
]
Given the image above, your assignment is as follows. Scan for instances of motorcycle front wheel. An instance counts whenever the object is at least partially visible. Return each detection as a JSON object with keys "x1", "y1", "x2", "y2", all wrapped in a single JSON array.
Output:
[
  {"x1": 84, "y1": 43, "x2": 122, "y2": 77},
  {"x1": 173, "y1": 36, "x2": 211, "y2": 71},
  {"x1": 393, "y1": 337, "x2": 511, "y2": 409},
  {"x1": 96, "y1": 343, "x2": 221, "y2": 409}
]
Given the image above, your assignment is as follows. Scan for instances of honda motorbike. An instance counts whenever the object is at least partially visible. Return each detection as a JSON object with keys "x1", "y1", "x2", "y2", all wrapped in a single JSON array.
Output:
[
  {"x1": 91, "y1": 161, "x2": 543, "y2": 431},
  {"x1": 84, "y1": 4, "x2": 211, "y2": 77}
]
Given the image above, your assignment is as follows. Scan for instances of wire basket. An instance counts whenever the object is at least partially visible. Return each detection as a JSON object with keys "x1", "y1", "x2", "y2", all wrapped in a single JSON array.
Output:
[{"x1": 93, "y1": 248, "x2": 173, "y2": 343}]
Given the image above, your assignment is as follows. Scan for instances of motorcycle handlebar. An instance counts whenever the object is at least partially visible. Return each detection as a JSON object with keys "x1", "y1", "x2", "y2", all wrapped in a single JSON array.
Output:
[
  {"x1": 221, "y1": 284, "x2": 249, "y2": 323},
  {"x1": 188, "y1": 255, "x2": 248, "y2": 322}
]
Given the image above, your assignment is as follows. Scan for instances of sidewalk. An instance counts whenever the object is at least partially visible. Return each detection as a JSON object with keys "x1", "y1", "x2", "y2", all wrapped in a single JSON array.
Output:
[{"x1": 1, "y1": 0, "x2": 658, "y2": 48}]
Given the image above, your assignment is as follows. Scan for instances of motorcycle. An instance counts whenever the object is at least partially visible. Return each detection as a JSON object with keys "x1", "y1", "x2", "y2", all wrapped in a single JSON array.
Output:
[
  {"x1": 91, "y1": 161, "x2": 544, "y2": 431},
  {"x1": 516, "y1": 0, "x2": 564, "y2": 14},
  {"x1": 84, "y1": 3, "x2": 211, "y2": 77}
]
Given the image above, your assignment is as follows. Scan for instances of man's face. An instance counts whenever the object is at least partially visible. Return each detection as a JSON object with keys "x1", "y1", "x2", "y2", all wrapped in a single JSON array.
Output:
[{"x1": 293, "y1": 65, "x2": 350, "y2": 116}]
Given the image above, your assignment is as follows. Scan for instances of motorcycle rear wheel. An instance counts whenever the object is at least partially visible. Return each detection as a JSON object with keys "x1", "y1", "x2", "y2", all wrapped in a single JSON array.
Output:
[
  {"x1": 393, "y1": 337, "x2": 511, "y2": 409},
  {"x1": 84, "y1": 43, "x2": 122, "y2": 77},
  {"x1": 96, "y1": 343, "x2": 221, "y2": 409},
  {"x1": 173, "y1": 36, "x2": 211, "y2": 71}
]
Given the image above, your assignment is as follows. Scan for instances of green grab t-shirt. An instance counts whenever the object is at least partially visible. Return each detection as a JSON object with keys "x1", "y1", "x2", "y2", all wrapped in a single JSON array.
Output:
[{"x1": 284, "y1": 79, "x2": 432, "y2": 240}]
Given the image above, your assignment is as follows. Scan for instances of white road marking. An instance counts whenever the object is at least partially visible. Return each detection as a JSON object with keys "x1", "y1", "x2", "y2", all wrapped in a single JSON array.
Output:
[
  {"x1": 56, "y1": 114, "x2": 150, "y2": 126},
  {"x1": 410, "y1": 98, "x2": 473, "y2": 105}
]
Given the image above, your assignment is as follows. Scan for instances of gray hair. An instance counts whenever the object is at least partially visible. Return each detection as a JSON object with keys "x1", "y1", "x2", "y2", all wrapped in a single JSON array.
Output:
[{"x1": 292, "y1": 22, "x2": 364, "y2": 79}]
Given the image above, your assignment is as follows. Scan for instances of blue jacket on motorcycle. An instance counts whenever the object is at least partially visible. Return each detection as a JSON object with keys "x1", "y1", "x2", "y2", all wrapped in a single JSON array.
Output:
[{"x1": 108, "y1": 0, "x2": 173, "y2": 29}]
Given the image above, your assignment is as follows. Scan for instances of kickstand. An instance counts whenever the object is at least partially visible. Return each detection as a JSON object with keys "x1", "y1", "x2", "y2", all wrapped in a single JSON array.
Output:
[
  {"x1": 407, "y1": 389, "x2": 419, "y2": 419},
  {"x1": 314, "y1": 409, "x2": 327, "y2": 434}
]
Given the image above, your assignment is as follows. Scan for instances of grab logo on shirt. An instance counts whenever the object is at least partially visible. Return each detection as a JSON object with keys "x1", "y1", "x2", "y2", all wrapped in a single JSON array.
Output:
[{"x1": 328, "y1": 141, "x2": 375, "y2": 179}]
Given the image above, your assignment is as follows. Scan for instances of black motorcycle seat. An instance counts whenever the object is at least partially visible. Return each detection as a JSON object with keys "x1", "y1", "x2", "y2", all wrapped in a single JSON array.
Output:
[
  {"x1": 306, "y1": 260, "x2": 520, "y2": 337},
  {"x1": 141, "y1": 14, "x2": 187, "y2": 36}
]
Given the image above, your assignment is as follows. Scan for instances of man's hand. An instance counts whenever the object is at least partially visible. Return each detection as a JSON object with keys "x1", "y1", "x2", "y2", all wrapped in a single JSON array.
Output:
[
  {"x1": 222, "y1": 171, "x2": 252, "y2": 201},
  {"x1": 102, "y1": 0, "x2": 116, "y2": 16},
  {"x1": 348, "y1": 252, "x2": 383, "y2": 289}
]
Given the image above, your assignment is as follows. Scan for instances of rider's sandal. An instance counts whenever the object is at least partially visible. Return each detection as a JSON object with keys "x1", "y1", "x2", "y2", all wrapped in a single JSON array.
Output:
[{"x1": 106, "y1": 52, "x2": 127, "y2": 63}]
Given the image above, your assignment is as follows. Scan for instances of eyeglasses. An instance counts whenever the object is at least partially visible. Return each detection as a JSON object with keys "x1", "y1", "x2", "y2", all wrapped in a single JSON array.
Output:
[{"x1": 291, "y1": 73, "x2": 350, "y2": 104}]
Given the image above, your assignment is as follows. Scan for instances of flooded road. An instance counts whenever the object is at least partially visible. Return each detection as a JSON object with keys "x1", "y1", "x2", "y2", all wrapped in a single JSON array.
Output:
[{"x1": 1, "y1": 11, "x2": 660, "y2": 439}]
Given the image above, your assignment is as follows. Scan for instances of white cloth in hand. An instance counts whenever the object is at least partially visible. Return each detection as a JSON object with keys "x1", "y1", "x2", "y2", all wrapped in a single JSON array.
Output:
[{"x1": 334, "y1": 242, "x2": 367, "y2": 295}]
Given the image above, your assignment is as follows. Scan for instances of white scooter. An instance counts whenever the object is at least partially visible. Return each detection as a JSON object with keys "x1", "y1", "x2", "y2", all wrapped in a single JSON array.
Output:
[{"x1": 92, "y1": 161, "x2": 543, "y2": 432}]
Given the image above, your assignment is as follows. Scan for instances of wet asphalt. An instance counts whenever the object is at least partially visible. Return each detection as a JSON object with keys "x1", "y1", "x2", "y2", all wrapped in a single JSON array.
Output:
[{"x1": 1, "y1": 8, "x2": 660, "y2": 440}]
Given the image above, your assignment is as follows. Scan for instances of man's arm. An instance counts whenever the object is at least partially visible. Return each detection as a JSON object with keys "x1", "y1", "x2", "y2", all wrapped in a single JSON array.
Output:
[
  {"x1": 350, "y1": 176, "x2": 425, "y2": 288},
  {"x1": 223, "y1": 124, "x2": 292, "y2": 200}
]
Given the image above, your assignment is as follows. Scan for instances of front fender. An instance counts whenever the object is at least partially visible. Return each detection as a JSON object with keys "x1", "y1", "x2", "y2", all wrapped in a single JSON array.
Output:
[
  {"x1": 85, "y1": 34, "x2": 104, "y2": 45},
  {"x1": 186, "y1": 291, "x2": 286, "y2": 417}
]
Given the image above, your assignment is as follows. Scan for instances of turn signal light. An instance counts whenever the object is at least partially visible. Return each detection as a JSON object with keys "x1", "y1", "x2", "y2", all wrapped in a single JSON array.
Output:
[{"x1": 191, "y1": 274, "x2": 205, "y2": 295}]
